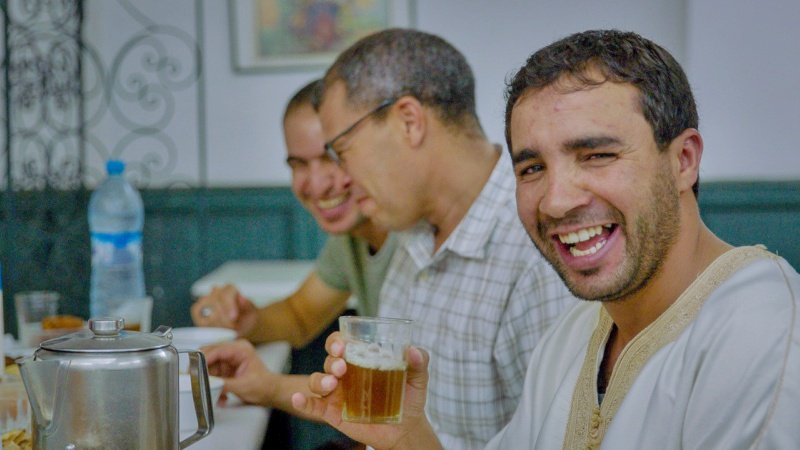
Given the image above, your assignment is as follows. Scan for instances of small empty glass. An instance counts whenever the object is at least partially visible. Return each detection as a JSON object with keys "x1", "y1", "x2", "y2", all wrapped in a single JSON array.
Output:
[{"x1": 14, "y1": 291, "x2": 60, "y2": 348}]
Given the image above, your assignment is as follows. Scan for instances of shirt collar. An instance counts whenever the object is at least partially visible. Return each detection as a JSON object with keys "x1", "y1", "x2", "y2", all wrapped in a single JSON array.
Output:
[{"x1": 402, "y1": 146, "x2": 514, "y2": 265}]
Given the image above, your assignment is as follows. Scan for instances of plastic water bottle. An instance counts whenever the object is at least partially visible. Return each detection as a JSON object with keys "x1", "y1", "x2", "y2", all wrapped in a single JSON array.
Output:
[{"x1": 89, "y1": 160, "x2": 146, "y2": 318}]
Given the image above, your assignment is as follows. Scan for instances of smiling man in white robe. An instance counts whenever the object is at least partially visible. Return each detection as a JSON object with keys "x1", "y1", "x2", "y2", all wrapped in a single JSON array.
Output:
[{"x1": 292, "y1": 29, "x2": 800, "y2": 450}]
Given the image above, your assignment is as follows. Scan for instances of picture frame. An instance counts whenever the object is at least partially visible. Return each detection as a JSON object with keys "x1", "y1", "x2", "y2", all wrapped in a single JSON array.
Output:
[{"x1": 229, "y1": 0, "x2": 417, "y2": 73}]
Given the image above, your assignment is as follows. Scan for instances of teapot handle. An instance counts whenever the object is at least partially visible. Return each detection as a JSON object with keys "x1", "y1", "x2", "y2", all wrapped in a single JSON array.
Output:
[{"x1": 178, "y1": 350, "x2": 214, "y2": 449}]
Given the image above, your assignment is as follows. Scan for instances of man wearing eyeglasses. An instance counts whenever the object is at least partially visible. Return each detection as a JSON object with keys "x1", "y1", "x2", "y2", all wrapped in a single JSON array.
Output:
[{"x1": 315, "y1": 28, "x2": 576, "y2": 449}]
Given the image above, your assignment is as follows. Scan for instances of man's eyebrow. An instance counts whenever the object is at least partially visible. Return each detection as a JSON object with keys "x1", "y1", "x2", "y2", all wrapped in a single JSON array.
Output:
[
  {"x1": 511, "y1": 147, "x2": 540, "y2": 166},
  {"x1": 564, "y1": 136, "x2": 620, "y2": 151},
  {"x1": 511, "y1": 136, "x2": 621, "y2": 165},
  {"x1": 286, "y1": 156, "x2": 304, "y2": 165}
]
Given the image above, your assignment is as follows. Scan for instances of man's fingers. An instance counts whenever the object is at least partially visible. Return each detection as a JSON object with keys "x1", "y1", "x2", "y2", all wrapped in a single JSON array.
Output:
[
  {"x1": 309, "y1": 371, "x2": 339, "y2": 396},
  {"x1": 291, "y1": 392, "x2": 309, "y2": 411},
  {"x1": 325, "y1": 331, "x2": 344, "y2": 357},
  {"x1": 324, "y1": 332, "x2": 344, "y2": 356},
  {"x1": 234, "y1": 291, "x2": 252, "y2": 319},
  {"x1": 190, "y1": 299, "x2": 214, "y2": 325},
  {"x1": 191, "y1": 284, "x2": 243, "y2": 327},
  {"x1": 323, "y1": 355, "x2": 347, "y2": 378},
  {"x1": 215, "y1": 284, "x2": 240, "y2": 321},
  {"x1": 291, "y1": 392, "x2": 324, "y2": 420},
  {"x1": 291, "y1": 392, "x2": 344, "y2": 428},
  {"x1": 214, "y1": 284, "x2": 241, "y2": 323},
  {"x1": 201, "y1": 339, "x2": 253, "y2": 368}
]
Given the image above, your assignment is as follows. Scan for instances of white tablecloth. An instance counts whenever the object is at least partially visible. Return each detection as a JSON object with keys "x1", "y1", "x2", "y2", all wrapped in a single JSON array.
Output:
[{"x1": 180, "y1": 341, "x2": 291, "y2": 449}]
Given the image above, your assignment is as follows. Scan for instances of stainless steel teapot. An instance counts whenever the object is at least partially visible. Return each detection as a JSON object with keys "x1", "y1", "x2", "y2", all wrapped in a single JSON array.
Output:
[{"x1": 17, "y1": 317, "x2": 214, "y2": 449}]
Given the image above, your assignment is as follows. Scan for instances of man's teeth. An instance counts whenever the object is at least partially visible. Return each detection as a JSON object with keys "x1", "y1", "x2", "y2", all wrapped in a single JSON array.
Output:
[
  {"x1": 557, "y1": 225, "x2": 612, "y2": 257},
  {"x1": 317, "y1": 195, "x2": 347, "y2": 209},
  {"x1": 558, "y1": 225, "x2": 605, "y2": 244},
  {"x1": 569, "y1": 240, "x2": 605, "y2": 257}
]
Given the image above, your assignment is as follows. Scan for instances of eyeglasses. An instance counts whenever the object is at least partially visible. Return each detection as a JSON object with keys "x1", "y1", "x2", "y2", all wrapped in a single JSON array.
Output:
[{"x1": 324, "y1": 98, "x2": 397, "y2": 164}]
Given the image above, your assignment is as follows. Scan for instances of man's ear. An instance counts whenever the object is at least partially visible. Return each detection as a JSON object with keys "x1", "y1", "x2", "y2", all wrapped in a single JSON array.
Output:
[
  {"x1": 671, "y1": 128, "x2": 703, "y2": 193},
  {"x1": 394, "y1": 96, "x2": 426, "y2": 147}
]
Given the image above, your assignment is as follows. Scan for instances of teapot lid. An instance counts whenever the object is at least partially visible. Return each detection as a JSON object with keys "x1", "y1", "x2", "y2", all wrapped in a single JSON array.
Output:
[{"x1": 39, "y1": 317, "x2": 172, "y2": 353}]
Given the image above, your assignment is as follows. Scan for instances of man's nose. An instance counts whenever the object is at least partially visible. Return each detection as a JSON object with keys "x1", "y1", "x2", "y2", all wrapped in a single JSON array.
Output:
[
  {"x1": 538, "y1": 172, "x2": 591, "y2": 219},
  {"x1": 306, "y1": 160, "x2": 350, "y2": 196},
  {"x1": 305, "y1": 161, "x2": 333, "y2": 196}
]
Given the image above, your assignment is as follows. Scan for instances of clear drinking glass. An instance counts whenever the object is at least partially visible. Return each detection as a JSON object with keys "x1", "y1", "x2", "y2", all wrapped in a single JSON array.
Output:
[
  {"x1": 14, "y1": 291, "x2": 60, "y2": 348},
  {"x1": 338, "y1": 316, "x2": 413, "y2": 424}
]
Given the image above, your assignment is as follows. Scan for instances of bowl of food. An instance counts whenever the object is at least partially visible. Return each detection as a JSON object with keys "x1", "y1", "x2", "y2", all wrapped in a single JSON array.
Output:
[{"x1": 178, "y1": 373, "x2": 224, "y2": 431}]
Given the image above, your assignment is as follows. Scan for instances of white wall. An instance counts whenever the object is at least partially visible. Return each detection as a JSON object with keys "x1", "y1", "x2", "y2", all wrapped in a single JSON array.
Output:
[
  {"x1": 686, "y1": 0, "x2": 800, "y2": 181},
  {"x1": 413, "y1": 0, "x2": 686, "y2": 164},
  {"x1": 203, "y1": 1, "x2": 320, "y2": 187},
  {"x1": 203, "y1": 0, "x2": 688, "y2": 186},
  {"x1": 87, "y1": 0, "x2": 800, "y2": 187}
]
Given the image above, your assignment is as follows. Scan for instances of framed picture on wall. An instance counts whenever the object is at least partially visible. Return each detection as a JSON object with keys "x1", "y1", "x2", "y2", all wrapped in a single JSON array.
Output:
[{"x1": 229, "y1": 0, "x2": 417, "y2": 73}]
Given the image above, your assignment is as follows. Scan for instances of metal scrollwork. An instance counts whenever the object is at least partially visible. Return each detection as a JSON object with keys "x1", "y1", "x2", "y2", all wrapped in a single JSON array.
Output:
[
  {"x1": 1, "y1": 0, "x2": 204, "y2": 333},
  {"x1": 81, "y1": 0, "x2": 201, "y2": 187},
  {"x1": 3, "y1": 0, "x2": 202, "y2": 189},
  {"x1": 4, "y1": 0, "x2": 83, "y2": 191}
]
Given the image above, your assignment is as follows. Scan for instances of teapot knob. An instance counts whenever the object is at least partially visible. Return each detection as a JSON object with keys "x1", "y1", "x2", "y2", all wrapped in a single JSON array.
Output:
[{"x1": 88, "y1": 317, "x2": 124, "y2": 336}]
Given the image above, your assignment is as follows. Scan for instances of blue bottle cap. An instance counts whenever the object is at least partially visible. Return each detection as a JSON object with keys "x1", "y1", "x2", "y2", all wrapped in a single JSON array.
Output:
[{"x1": 106, "y1": 160, "x2": 125, "y2": 175}]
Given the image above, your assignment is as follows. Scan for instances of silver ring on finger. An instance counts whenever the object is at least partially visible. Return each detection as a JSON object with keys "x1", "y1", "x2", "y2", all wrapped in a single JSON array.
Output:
[{"x1": 200, "y1": 306, "x2": 213, "y2": 318}]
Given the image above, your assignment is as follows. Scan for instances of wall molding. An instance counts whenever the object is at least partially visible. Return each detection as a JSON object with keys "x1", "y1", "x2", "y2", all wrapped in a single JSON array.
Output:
[{"x1": 699, "y1": 181, "x2": 800, "y2": 270}]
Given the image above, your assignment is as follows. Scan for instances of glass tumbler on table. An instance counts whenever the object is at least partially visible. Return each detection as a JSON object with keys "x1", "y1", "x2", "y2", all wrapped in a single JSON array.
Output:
[{"x1": 14, "y1": 291, "x2": 60, "y2": 348}]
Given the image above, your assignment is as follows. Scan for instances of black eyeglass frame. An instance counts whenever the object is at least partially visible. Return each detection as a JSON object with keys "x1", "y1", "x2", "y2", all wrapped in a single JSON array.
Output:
[{"x1": 324, "y1": 98, "x2": 398, "y2": 164}]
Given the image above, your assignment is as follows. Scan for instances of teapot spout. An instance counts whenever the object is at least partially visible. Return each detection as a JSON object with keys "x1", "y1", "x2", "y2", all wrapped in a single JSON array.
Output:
[{"x1": 17, "y1": 357, "x2": 70, "y2": 436}]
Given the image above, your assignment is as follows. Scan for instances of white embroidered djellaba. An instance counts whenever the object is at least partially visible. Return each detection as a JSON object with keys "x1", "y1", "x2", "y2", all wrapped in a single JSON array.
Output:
[{"x1": 486, "y1": 246, "x2": 800, "y2": 450}]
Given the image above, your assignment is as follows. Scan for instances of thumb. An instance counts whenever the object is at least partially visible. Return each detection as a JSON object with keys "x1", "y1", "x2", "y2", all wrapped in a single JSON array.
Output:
[
  {"x1": 403, "y1": 347, "x2": 430, "y2": 415},
  {"x1": 407, "y1": 346, "x2": 429, "y2": 386}
]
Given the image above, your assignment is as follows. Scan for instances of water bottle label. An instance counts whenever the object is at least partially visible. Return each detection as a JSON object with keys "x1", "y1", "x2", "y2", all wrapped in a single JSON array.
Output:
[{"x1": 91, "y1": 232, "x2": 143, "y2": 264}]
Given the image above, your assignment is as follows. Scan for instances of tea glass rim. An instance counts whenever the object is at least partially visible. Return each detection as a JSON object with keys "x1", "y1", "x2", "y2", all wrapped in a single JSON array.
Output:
[{"x1": 339, "y1": 316, "x2": 413, "y2": 326}]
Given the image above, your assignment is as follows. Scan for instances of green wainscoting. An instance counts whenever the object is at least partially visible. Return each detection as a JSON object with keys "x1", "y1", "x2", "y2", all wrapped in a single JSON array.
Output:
[
  {"x1": 140, "y1": 187, "x2": 326, "y2": 329},
  {"x1": 699, "y1": 181, "x2": 800, "y2": 271},
  {"x1": 1, "y1": 187, "x2": 326, "y2": 336},
  {"x1": 1, "y1": 181, "x2": 798, "y2": 338}
]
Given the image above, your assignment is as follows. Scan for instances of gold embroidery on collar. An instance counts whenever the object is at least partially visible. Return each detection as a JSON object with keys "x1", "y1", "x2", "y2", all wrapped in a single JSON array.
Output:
[{"x1": 562, "y1": 246, "x2": 773, "y2": 450}]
